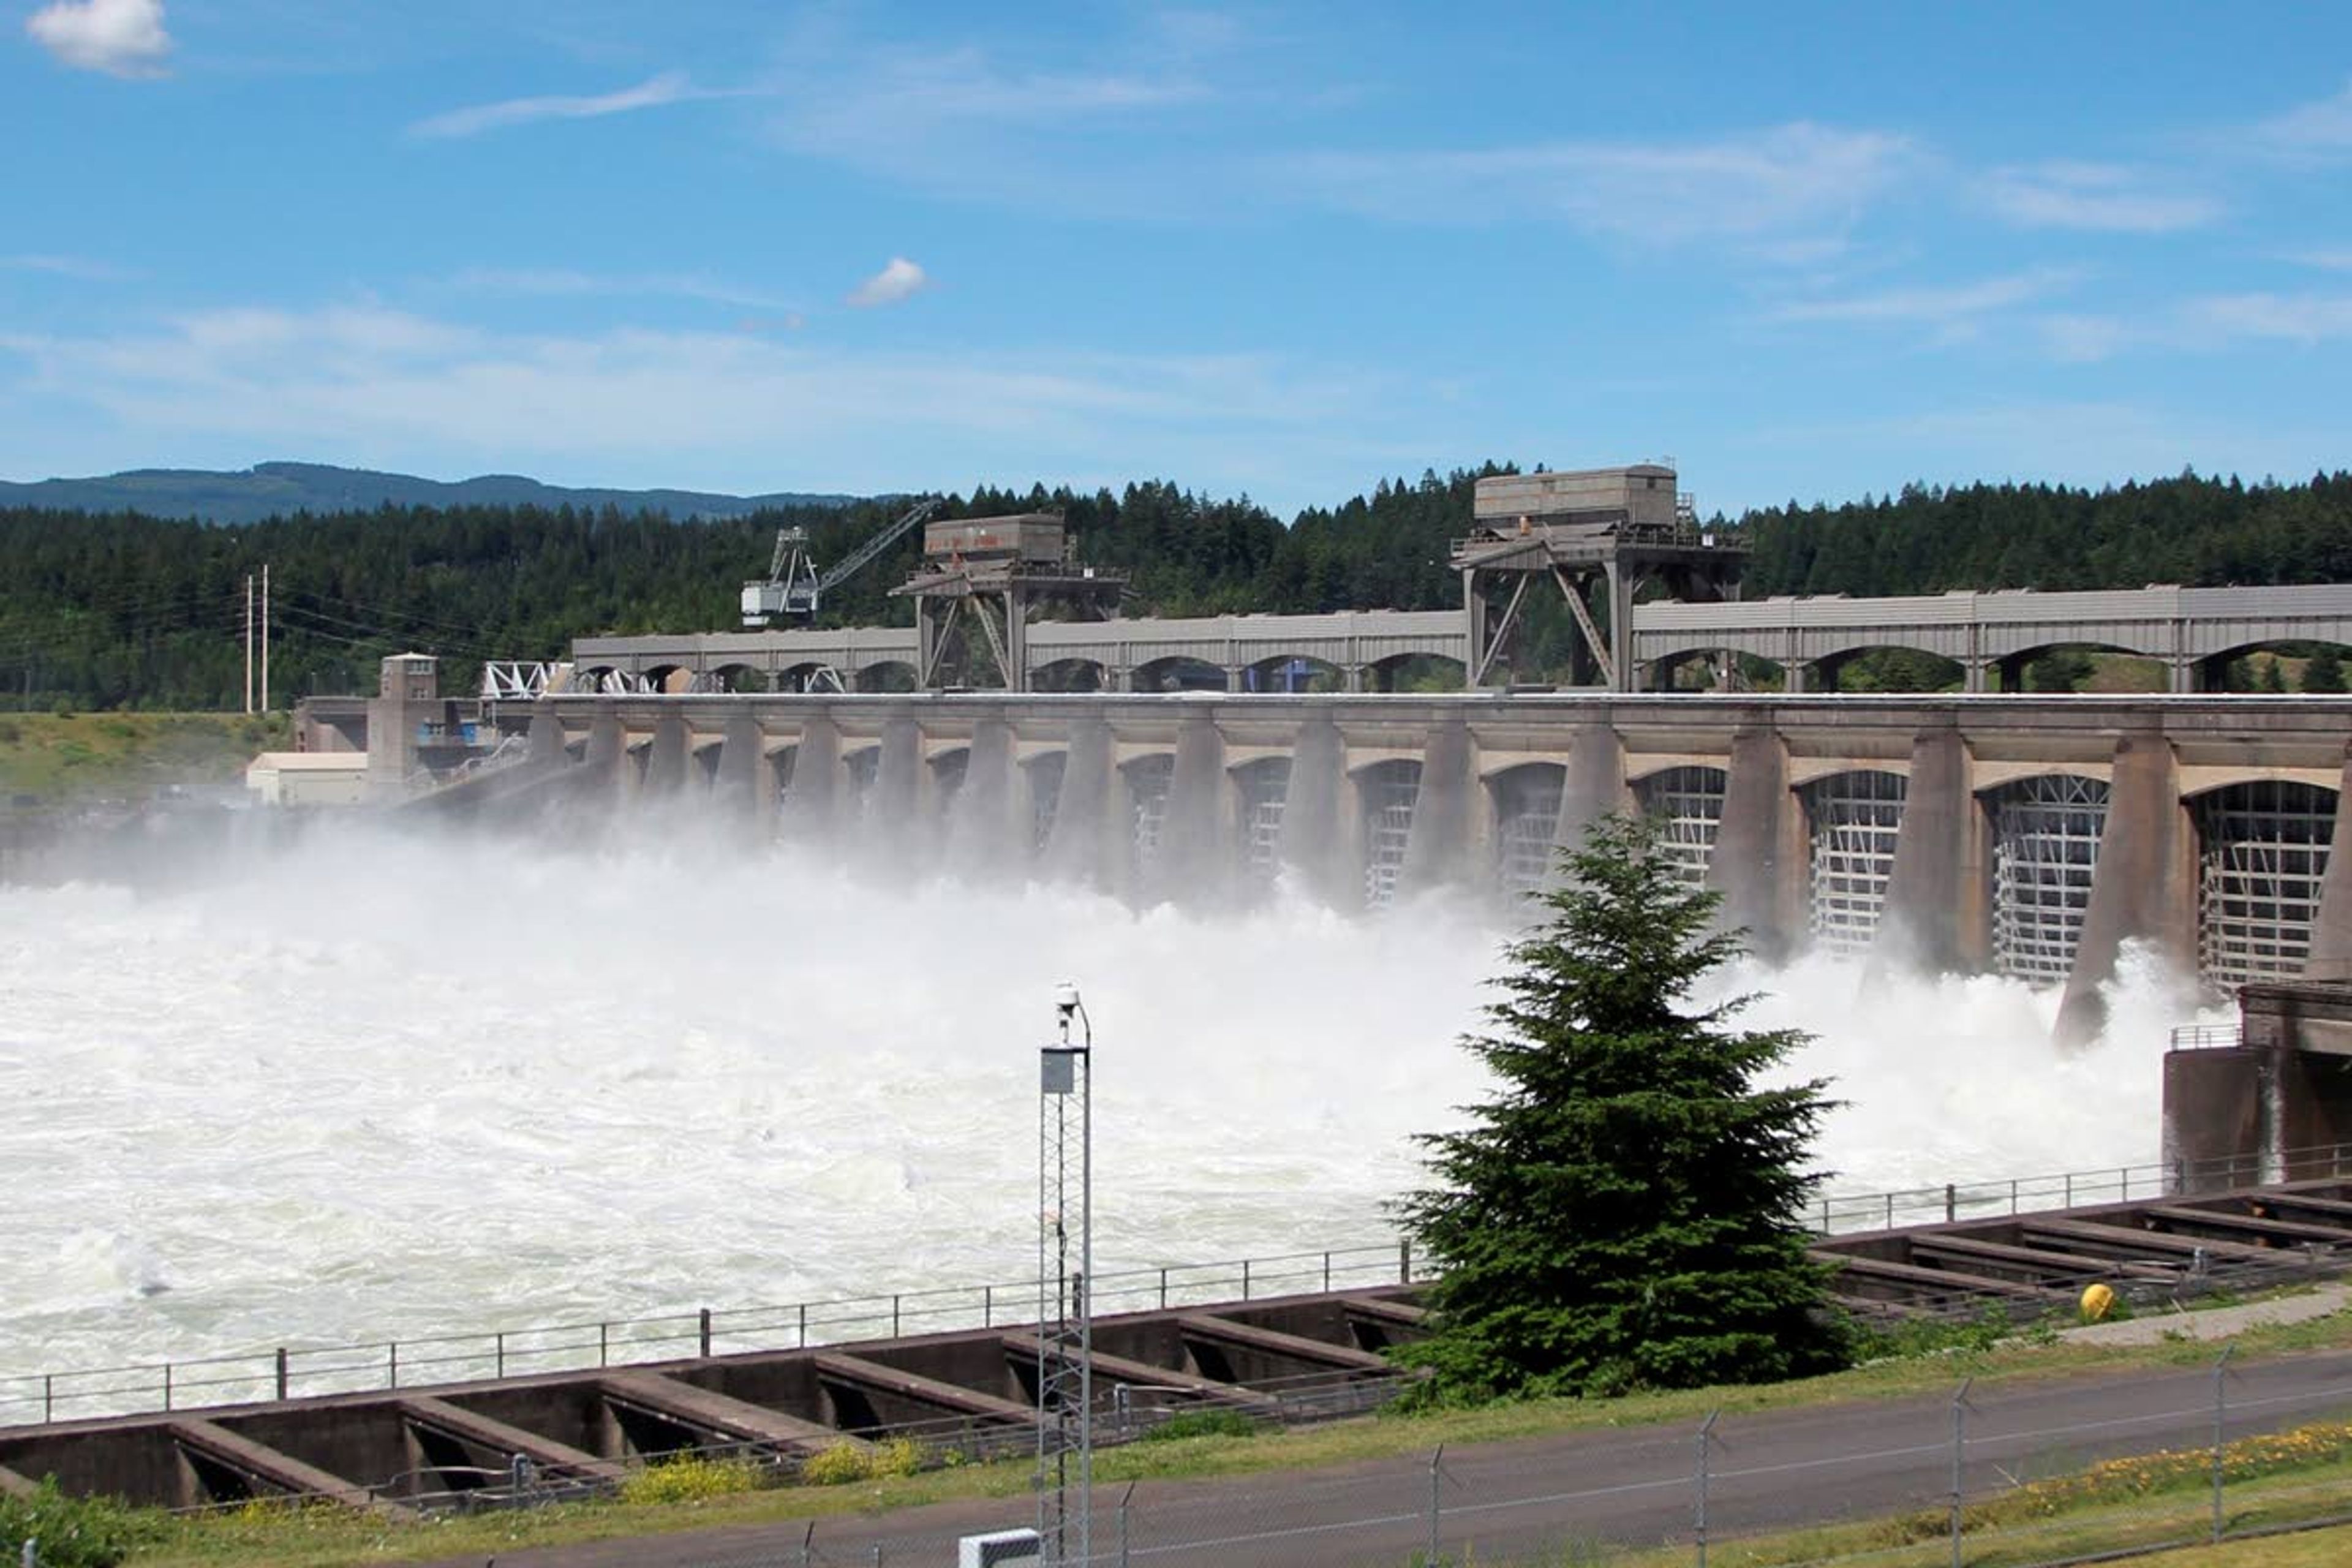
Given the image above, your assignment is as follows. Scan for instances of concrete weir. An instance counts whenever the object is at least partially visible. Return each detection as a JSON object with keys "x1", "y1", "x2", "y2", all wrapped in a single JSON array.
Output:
[
  {"x1": 442, "y1": 692, "x2": 2352, "y2": 1006},
  {"x1": 0, "y1": 1289, "x2": 1419, "y2": 1512}
]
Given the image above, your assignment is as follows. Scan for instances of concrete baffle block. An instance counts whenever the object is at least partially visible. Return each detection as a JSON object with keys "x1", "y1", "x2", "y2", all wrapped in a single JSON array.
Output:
[
  {"x1": 780, "y1": 715, "x2": 842, "y2": 839},
  {"x1": 2057, "y1": 730, "x2": 2190, "y2": 1046},
  {"x1": 713, "y1": 712, "x2": 765, "y2": 823},
  {"x1": 1279, "y1": 713, "x2": 1354, "y2": 907},
  {"x1": 867, "y1": 715, "x2": 924, "y2": 859},
  {"x1": 1402, "y1": 720, "x2": 1475, "y2": 893},
  {"x1": 1158, "y1": 713, "x2": 1229, "y2": 903},
  {"x1": 2304, "y1": 745, "x2": 2352, "y2": 981},
  {"x1": 643, "y1": 713, "x2": 691, "y2": 796},
  {"x1": 1875, "y1": 723, "x2": 1974, "y2": 974},
  {"x1": 1553, "y1": 720, "x2": 1632, "y2": 858},
  {"x1": 945, "y1": 718, "x2": 1020, "y2": 875},
  {"x1": 1042, "y1": 717, "x2": 1117, "y2": 889},
  {"x1": 1709, "y1": 722, "x2": 1800, "y2": 959},
  {"x1": 526, "y1": 709, "x2": 568, "y2": 776}
]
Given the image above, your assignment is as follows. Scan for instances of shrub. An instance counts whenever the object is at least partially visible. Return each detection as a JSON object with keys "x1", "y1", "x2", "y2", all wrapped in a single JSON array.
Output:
[
  {"x1": 867, "y1": 1436, "x2": 925, "y2": 1478},
  {"x1": 799, "y1": 1442, "x2": 873, "y2": 1486},
  {"x1": 1139, "y1": 1408, "x2": 1259, "y2": 1443},
  {"x1": 617, "y1": 1454, "x2": 765, "y2": 1506},
  {"x1": 0, "y1": 1478, "x2": 158, "y2": 1568}
]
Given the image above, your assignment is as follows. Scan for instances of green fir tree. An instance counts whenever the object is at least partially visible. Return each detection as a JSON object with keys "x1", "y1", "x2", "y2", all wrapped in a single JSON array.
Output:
[
  {"x1": 2305, "y1": 646, "x2": 2347, "y2": 693},
  {"x1": 1398, "y1": 813, "x2": 1846, "y2": 1400}
]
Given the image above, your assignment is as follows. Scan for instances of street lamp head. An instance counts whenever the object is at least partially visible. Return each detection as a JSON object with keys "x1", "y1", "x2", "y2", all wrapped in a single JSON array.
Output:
[{"x1": 1054, "y1": 981, "x2": 1081, "y2": 1021}]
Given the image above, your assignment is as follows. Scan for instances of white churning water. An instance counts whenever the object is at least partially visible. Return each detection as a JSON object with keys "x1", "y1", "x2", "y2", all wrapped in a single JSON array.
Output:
[{"x1": 0, "y1": 820, "x2": 2213, "y2": 1382}]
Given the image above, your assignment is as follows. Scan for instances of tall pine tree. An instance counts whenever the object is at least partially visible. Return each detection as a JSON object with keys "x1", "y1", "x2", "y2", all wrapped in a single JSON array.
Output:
[{"x1": 1399, "y1": 813, "x2": 1845, "y2": 1399}]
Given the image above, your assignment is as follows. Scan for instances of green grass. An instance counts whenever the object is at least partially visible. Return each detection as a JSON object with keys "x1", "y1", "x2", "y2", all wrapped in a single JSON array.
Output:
[
  {"x1": 0, "y1": 711, "x2": 288, "y2": 802},
  {"x1": 105, "y1": 1303, "x2": 2352, "y2": 1566}
]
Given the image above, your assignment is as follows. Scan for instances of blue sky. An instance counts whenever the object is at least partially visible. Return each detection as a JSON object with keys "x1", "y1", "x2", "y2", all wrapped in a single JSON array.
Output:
[{"x1": 4, "y1": 1, "x2": 2351, "y2": 518}]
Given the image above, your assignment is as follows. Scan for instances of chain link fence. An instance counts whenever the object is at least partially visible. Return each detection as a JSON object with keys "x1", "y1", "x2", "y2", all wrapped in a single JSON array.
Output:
[{"x1": 486, "y1": 1349, "x2": 2352, "y2": 1568}]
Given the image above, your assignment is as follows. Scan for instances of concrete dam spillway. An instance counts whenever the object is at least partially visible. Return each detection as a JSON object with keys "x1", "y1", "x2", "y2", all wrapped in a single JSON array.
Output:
[{"x1": 445, "y1": 689, "x2": 2352, "y2": 1039}]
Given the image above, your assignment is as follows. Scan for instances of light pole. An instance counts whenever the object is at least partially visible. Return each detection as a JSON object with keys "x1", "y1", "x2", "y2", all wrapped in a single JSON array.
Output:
[{"x1": 1038, "y1": 982, "x2": 1093, "y2": 1567}]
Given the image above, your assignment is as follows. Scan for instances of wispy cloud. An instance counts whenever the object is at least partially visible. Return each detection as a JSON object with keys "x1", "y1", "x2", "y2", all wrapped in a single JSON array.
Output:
[
  {"x1": 1772, "y1": 269, "x2": 2081, "y2": 327},
  {"x1": 2041, "y1": 290, "x2": 2352, "y2": 361},
  {"x1": 845, "y1": 258, "x2": 929, "y2": 309},
  {"x1": 409, "y1": 70, "x2": 715, "y2": 140},
  {"x1": 0, "y1": 253, "x2": 137, "y2": 281},
  {"x1": 0, "y1": 302, "x2": 1398, "y2": 505},
  {"x1": 24, "y1": 0, "x2": 171, "y2": 78},
  {"x1": 1278, "y1": 123, "x2": 1918, "y2": 249},
  {"x1": 1978, "y1": 161, "x2": 2219, "y2": 233},
  {"x1": 2248, "y1": 77, "x2": 2352, "y2": 160},
  {"x1": 442, "y1": 267, "x2": 795, "y2": 313}
]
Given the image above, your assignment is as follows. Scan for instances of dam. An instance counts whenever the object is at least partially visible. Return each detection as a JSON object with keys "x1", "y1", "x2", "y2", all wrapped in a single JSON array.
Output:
[{"x1": 396, "y1": 687, "x2": 2352, "y2": 1042}]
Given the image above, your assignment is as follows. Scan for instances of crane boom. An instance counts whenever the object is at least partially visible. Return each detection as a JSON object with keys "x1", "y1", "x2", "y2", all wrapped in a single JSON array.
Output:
[{"x1": 741, "y1": 496, "x2": 943, "y2": 625}]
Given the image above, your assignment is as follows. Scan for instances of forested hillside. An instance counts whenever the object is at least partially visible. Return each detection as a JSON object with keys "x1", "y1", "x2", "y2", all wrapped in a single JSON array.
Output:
[{"x1": 1, "y1": 466, "x2": 2347, "y2": 710}]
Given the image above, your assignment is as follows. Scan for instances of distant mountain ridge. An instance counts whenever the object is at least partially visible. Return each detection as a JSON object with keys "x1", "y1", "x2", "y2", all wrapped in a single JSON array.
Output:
[{"x1": 0, "y1": 461, "x2": 858, "y2": 525}]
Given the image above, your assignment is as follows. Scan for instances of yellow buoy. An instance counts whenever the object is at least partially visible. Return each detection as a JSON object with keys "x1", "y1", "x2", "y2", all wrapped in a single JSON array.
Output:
[{"x1": 2080, "y1": 1283, "x2": 2116, "y2": 1323}]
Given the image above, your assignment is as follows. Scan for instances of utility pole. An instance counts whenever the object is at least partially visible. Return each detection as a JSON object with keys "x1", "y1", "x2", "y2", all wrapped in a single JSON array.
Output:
[
  {"x1": 1038, "y1": 982, "x2": 1094, "y2": 1568},
  {"x1": 260, "y1": 564, "x2": 271, "y2": 713},
  {"x1": 243, "y1": 574, "x2": 254, "y2": 715}
]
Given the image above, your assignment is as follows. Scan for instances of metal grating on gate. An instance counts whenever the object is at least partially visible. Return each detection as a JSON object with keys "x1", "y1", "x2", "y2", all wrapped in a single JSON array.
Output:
[
  {"x1": 1989, "y1": 774, "x2": 2109, "y2": 984},
  {"x1": 1805, "y1": 770, "x2": 1908, "y2": 957},
  {"x1": 1234, "y1": 758, "x2": 1292, "y2": 884},
  {"x1": 1026, "y1": 753, "x2": 1066, "y2": 854},
  {"x1": 1126, "y1": 754, "x2": 1177, "y2": 889},
  {"x1": 1360, "y1": 760, "x2": 1422, "y2": 910},
  {"x1": 2197, "y1": 780, "x2": 2338, "y2": 987},
  {"x1": 1493, "y1": 764, "x2": 1565, "y2": 897},
  {"x1": 1636, "y1": 766, "x2": 1728, "y2": 889}
]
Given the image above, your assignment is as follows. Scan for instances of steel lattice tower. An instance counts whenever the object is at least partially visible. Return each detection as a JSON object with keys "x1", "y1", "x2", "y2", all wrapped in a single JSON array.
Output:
[{"x1": 1037, "y1": 989, "x2": 1093, "y2": 1566}]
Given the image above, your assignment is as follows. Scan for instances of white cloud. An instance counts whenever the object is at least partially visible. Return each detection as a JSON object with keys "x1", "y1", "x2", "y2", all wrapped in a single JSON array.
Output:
[
  {"x1": 845, "y1": 258, "x2": 930, "y2": 309},
  {"x1": 1978, "y1": 161, "x2": 2219, "y2": 233},
  {"x1": 2250, "y1": 78, "x2": 2352, "y2": 159},
  {"x1": 409, "y1": 71, "x2": 709, "y2": 140},
  {"x1": 1279, "y1": 123, "x2": 1917, "y2": 247},
  {"x1": 1773, "y1": 269, "x2": 2081, "y2": 326},
  {"x1": 24, "y1": 0, "x2": 171, "y2": 78}
]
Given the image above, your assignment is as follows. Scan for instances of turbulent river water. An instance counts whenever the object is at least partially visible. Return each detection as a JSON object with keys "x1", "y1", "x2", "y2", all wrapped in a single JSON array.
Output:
[{"x1": 0, "y1": 819, "x2": 2217, "y2": 1384}]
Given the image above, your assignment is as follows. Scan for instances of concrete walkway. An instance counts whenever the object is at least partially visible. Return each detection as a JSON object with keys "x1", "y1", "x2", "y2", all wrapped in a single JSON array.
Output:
[{"x1": 2059, "y1": 1282, "x2": 2352, "y2": 1345}]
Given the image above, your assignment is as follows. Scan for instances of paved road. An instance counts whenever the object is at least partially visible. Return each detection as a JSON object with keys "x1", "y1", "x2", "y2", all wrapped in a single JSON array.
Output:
[{"x1": 425, "y1": 1349, "x2": 2352, "y2": 1568}]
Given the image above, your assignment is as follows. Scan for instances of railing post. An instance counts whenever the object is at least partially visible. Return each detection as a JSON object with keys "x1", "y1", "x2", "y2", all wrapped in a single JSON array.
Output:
[
  {"x1": 1885, "y1": 1192, "x2": 1894, "y2": 1229},
  {"x1": 43, "y1": 1374, "x2": 51, "y2": 1424},
  {"x1": 2212, "y1": 1344, "x2": 2235, "y2": 1544},
  {"x1": 2010, "y1": 1178, "x2": 2019, "y2": 1215},
  {"x1": 1324, "y1": 1251, "x2": 1332, "y2": 1292},
  {"x1": 798, "y1": 1303, "x2": 807, "y2": 1349},
  {"x1": 1400, "y1": 1238, "x2": 1412, "y2": 1283},
  {"x1": 699, "y1": 1308, "x2": 712, "y2": 1359},
  {"x1": 495, "y1": 1333, "x2": 505, "y2": 1380},
  {"x1": 2064, "y1": 1172, "x2": 2074, "y2": 1207},
  {"x1": 1950, "y1": 1378, "x2": 1972, "y2": 1568},
  {"x1": 388, "y1": 1341, "x2": 398, "y2": 1390},
  {"x1": 1427, "y1": 1446, "x2": 1444, "y2": 1568},
  {"x1": 274, "y1": 1348, "x2": 288, "y2": 1401},
  {"x1": 1242, "y1": 1259, "x2": 1251, "y2": 1301},
  {"x1": 599, "y1": 1322, "x2": 609, "y2": 1368},
  {"x1": 162, "y1": 1362, "x2": 172, "y2": 1413},
  {"x1": 984, "y1": 1284, "x2": 992, "y2": 1328},
  {"x1": 1943, "y1": 1183, "x2": 1956, "y2": 1224},
  {"x1": 892, "y1": 1295, "x2": 901, "y2": 1338},
  {"x1": 2121, "y1": 1166, "x2": 2130, "y2": 1200},
  {"x1": 1695, "y1": 1410, "x2": 1719, "y2": 1568}
]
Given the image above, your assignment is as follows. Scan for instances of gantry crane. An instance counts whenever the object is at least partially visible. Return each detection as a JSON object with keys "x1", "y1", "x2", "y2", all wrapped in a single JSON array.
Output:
[{"x1": 740, "y1": 496, "x2": 944, "y2": 626}]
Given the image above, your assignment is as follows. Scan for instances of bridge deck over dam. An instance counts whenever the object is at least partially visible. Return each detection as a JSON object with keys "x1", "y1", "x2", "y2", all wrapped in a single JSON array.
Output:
[
  {"x1": 461, "y1": 691, "x2": 2352, "y2": 1036},
  {"x1": 567, "y1": 583, "x2": 2352, "y2": 695}
]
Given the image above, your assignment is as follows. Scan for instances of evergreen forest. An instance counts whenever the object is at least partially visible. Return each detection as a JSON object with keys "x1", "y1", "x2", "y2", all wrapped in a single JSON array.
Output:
[{"x1": 3, "y1": 466, "x2": 2350, "y2": 710}]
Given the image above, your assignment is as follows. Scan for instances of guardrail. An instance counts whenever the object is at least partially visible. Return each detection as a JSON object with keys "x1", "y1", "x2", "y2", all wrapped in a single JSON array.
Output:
[
  {"x1": 2169, "y1": 1023, "x2": 2245, "y2": 1051},
  {"x1": 12, "y1": 1143, "x2": 2352, "y2": 1430}
]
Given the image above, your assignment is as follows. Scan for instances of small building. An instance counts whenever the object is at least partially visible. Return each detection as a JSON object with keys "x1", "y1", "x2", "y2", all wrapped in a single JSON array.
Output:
[{"x1": 245, "y1": 751, "x2": 370, "y2": 807}]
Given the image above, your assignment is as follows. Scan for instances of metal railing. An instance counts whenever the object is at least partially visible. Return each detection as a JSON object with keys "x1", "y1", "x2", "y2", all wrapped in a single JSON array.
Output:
[
  {"x1": 12, "y1": 1143, "x2": 2352, "y2": 1431},
  {"x1": 2170, "y1": 1022, "x2": 2245, "y2": 1051}
]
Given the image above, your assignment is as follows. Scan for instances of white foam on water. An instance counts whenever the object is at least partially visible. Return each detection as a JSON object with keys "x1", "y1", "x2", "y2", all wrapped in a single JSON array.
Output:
[{"x1": 0, "y1": 821, "x2": 2223, "y2": 1382}]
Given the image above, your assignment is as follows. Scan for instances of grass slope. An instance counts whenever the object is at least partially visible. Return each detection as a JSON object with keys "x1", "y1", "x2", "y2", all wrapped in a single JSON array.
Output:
[{"x1": 0, "y1": 711, "x2": 287, "y2": 803}]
